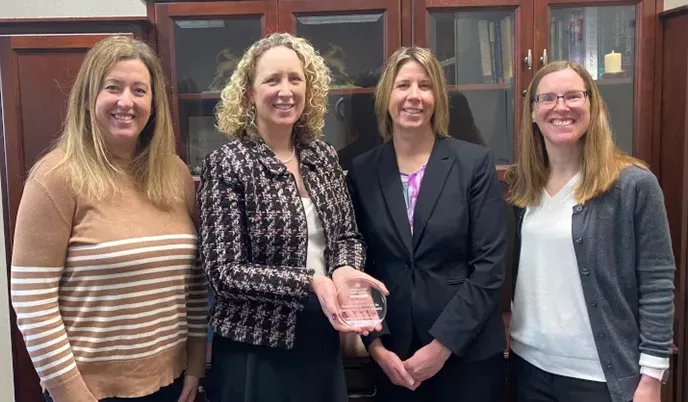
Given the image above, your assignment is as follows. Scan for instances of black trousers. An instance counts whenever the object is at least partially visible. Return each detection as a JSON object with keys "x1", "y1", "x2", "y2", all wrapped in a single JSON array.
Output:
[
  {"x1": 43, "y1": 375, "x2": 183, "y2": 402},
  {"x1": 510, "y1": 352, "x2": 616, "y2": 402},
  {"x1": 374, "y1": 335, "x2": 506, "y2": 402},
  {"x1": 206, "y1": 293, "x2": 348, "y2": 402}
]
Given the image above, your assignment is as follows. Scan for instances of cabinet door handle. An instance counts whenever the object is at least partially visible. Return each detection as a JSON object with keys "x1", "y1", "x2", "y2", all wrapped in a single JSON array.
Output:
[
  {"x1": 524, "y1": 49, "x2": 532, "y2": 70},
  {"x1": 540, "y1": 48, "x2": 548, "y2": 66}
]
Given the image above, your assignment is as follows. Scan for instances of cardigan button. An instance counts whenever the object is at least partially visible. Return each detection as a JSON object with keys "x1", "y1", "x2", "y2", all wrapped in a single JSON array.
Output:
[
  {"x1": 575, "y1": 205, "x2": 583, "y2": 212},
  {"x1": 575, "y1": 237, "x2": 583, "y2": 243},
  {"x1": 581, "y1": 268, "x2": 590, "y2": 275},
  {"x1": 591, "y1": 300, "x2": 598, "y2": 307}
]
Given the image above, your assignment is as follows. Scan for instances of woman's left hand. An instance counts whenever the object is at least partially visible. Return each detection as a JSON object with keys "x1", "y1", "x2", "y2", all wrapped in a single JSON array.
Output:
[
  {"x1": 177, "y1": 374, "x2": 200, "y2": 402},
  {"x1": 633, "y1": 375, "x2": 661, "y2": 402}
]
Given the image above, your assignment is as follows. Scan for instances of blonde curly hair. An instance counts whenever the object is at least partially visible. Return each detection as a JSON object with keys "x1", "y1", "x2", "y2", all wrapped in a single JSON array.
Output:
[{"x1": 216, "y1": 33, "x2": 331, "y2": 143}]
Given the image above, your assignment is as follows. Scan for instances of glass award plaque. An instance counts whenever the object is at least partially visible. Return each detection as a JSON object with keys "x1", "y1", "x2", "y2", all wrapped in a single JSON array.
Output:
[{"x1": 335, "y1": 277, "x2": 387, "y2": 327}]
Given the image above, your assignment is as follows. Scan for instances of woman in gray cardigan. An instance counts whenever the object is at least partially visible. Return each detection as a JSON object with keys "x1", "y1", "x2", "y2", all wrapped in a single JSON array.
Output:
[{"x1": 505, "y1": 61, "x2": 675, "y2": 402}]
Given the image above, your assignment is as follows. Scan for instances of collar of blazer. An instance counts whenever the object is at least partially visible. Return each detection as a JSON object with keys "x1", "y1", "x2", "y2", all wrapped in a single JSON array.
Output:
[
  {"x1": 377, "y1": 136, "x2": 455, "y2": 254},
  {"x1": 247, "y1": 136, "x2": 324, "y2": 175}
]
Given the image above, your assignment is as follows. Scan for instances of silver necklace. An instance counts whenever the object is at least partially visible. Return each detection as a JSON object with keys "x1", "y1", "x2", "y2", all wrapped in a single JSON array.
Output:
[{"x1": 277, "y1": 146, "x2": 296, "y2": 164}]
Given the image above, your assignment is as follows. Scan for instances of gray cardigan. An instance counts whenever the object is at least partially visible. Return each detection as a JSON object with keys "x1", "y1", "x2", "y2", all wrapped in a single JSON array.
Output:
[{"x1": 512, "y1": 165, "x2": 675, "y2": 402}]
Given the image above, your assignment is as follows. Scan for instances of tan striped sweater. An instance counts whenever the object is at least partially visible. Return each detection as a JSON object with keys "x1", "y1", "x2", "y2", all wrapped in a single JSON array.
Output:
[{"x1": 10, "y1": 151, "x2": 208, "y2": 402}]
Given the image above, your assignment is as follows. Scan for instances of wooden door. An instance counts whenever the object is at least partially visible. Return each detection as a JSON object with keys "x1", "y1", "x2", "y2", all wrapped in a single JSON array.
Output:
[{"x1": 0, "y1": 32, "x2": 133, "y2": 402}]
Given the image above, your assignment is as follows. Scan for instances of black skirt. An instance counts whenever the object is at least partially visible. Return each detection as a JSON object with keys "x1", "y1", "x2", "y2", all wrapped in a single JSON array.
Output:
[{"x1": 206, "y1": 293, "x2": 348, "y2": 402}]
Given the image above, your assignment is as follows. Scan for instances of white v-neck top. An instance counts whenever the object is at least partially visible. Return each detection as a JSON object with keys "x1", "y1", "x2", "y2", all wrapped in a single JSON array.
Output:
[
  {"x1": 302, "y1": 197, "x2": 327, "y2": 276},
  {"x1": 510, "y1": 173, "x2": 606, "y2": 382}
]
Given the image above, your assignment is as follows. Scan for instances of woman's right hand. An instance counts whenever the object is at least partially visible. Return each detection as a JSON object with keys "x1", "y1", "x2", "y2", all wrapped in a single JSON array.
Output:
[{"x1": 311, "y1": 275, "x2": 368, "y2": 334}]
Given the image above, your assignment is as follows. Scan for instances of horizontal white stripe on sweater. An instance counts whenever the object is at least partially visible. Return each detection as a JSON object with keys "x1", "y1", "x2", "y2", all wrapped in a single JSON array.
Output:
[
  {"x1": 12, "y1": 277, "x2": 61, "y2": 284},
  {"x1": 63, "y1": 305, "x2": 185, "y2": 323},
  {"x1": 60, "y1": 295, "x2": 186, "y2": 313},
  {"x1": 12, "y1": 296, "x2": 59, "y2": 308},
  {"x1": 69, "y1": 322, "x2": 186, "y2": 343},
  {"x1": 27, "y1": 333, "x2": 68, "y2": 353},
  {"x1": 74, "y1": 336, "x2": 186, "y2": 362},
  {"x1": 33, "y1": 343, "x2": 71, "y2": 363},
  {"x1": 41, "y1": 361, "x2": 76, "y2": 381},
  {"x1": 35, "y1": 353, "x2": 73, "y2": 373},
  {"x1": 64, "y1": 254, "x2": 196, "y2": 272},
  {"x1": 62, "y1": 265, "x2": 191, "y2": 282},
  {"x1": 12, "y1": 266, "x2": 63, "y2": 273},
  {"x1": 69, "y1": 234, "x2": 198, "y2": 251},
  {"x1": 67, "y1": 244, "x2": 197, "y2": 262},
  {"x1": 60, "y1": 275, "x2": 187, "y2": 292},
  {"x1": 72, "y1": 330, "x2": 187, "y2": 353},
  {"x1": 66, "y1": 313, "x2": 186, "y2": 333},
  {"x1": 16, "y1": 306, "x2": 60, "y2": 320},
  {"x1": 25, "y1": 324, "x2": 63, "y2": 342},
  {"x1": 59, "y1": 285, "x2": 187, "y2": 302},
  {"x1": 12, "y1": 287, "x2": 59, "y2": 296},
  {"x1": 18, "y1": 315, "x2": 62, "y2": 331}
]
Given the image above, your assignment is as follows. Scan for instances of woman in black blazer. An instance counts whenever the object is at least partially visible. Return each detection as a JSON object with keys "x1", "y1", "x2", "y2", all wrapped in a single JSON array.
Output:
[
  {"x1": 198, "y1": 33, "x2": 386, "y2": 402},
  {"x1": 347, "y1": 47, "x2": 507, "y2": 402}
]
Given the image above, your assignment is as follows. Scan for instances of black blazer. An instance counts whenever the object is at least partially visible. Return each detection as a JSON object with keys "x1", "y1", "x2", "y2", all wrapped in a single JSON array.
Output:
[{"x1": 347, "y1": 137, "x2": 506, "y2": 361}]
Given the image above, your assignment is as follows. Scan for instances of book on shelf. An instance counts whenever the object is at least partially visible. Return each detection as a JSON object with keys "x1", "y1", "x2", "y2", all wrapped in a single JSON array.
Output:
[
  {"x1": 478, "y1": 20, "x2": 493, "y2": 83},
  {"x1": 560, "y1": 6, "x2": 635, "y2": 79},
  {"x1": 435, "y1": 14, "x2": 514, "y2": 85}
]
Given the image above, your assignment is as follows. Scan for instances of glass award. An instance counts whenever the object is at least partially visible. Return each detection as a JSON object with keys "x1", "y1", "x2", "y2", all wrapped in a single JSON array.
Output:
[{"x1": 335, "y1": 277, "x2": 387, "y2": 327}]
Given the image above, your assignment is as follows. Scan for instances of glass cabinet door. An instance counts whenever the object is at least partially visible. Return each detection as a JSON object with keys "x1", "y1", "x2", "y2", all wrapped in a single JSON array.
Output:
[
  {"x1": 157, "y1": 2, "x2": 277, "y2": 174},
  {"x1": 416, "y1": 0, "x2": 532, "y2": 168},
  {"x1": 279, "y1": 0, "x2": 401, "y2": 170},
  {"x1": 540, "y1": 3, "x2": 637, "y2": 155}
]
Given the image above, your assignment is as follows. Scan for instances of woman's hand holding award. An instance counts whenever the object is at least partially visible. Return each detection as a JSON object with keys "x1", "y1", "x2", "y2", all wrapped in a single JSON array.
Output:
[{"x1": 334, "y1": 273, "x2": 387, "y2": 333}]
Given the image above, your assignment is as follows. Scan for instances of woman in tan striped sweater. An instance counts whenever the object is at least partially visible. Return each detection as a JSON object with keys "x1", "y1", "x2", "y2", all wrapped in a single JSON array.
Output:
[{"x1": 10, "y1": 36, "x2": 208, "y2": 402}]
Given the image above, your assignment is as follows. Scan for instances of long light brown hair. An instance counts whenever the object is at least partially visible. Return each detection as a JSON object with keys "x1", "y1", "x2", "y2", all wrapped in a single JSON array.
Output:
[
  {"x1": 42, "y1": 36, "x2": 182, "y2": 207},
  {"x1": 505, "y1": 61, "x2": 646, "y2": 207},
  {"x1": 374, "y1": 47, "x2": 449, "y2": 141},
  {"x1": 215, "y1": 33, "x2": 330, "y2": 143}
]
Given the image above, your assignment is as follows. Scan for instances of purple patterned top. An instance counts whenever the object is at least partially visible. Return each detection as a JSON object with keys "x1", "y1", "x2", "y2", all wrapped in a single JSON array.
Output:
[{"x1": 400, "y1": 164, "x2": 427, "y2": 233}]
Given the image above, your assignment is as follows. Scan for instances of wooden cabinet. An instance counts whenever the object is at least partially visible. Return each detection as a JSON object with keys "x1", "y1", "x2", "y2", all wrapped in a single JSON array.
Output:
[
  {"x1": 0, "y1": 19, "x2": 151, "y2": 402},
  {"x1": 656, "y1": 7, "x2": 688, "y2": 402},
  {"x1": 155, "y1": 0, "x2": 403, "y2": 173}
]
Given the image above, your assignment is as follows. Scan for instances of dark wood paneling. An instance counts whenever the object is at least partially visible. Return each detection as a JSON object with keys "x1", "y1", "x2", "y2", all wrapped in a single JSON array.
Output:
[
  {"x1": 277, "y1": 0, "x2": 401, "y2": 58},
  {"x1": 657, "y1": 9, "x2": 688, "y2": 402},
  {"x1": 0, "y1": 32, "x2": 134, "y2": 402},
  {"x1": 0, "y1": 18, "x2": 153, "y2": 44}
]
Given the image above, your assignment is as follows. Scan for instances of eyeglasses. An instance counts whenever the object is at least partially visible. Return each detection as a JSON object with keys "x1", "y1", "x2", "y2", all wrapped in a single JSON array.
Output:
[{"x1": 532, "y1": 90, "x2": 589, "y2": 110}]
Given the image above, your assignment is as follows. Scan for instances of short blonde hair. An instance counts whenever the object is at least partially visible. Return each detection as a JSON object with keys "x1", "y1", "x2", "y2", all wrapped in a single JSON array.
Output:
[
  {"x1": 505, "y1": 61, "x2": 646, "y2": 207},
  {"x1": 215, "y1": 33, "x2": 330, "y2": 143},
  {"x1": 47, "y1": 36, "x2": 181, "y2": 207},
  {"x1": 374, "y1": 47, "x2": 449, "y2": 141}
]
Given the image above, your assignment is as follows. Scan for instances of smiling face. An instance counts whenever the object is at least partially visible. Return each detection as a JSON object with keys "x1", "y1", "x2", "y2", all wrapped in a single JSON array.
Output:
[
  {"x1": 388, "y1": 60, "x2": 435, "y2": 134},
  {"x1": 250, "y1": 46, "x2": 306, "y2": 134},
  {"x1": 532, "y1": 68, "x2": 591, "y2": 149},
  {"x1": 94, "y1": 59, "x2": 152, "y2": 159}
]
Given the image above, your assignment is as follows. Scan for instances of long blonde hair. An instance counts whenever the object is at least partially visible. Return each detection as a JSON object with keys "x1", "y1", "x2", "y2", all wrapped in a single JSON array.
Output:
[
  {"x1": 42, "y1": 36, "x2": 181, "y2": 207},
  {"x1": 505, "y1": 61, "x2": 646, "y2": 207},
  {"x1": 374, "y1": 47, "x2": 449, "y2": 141},
  {"x1": 215, "y1": 33, "x2": 330, "y2": 143}
]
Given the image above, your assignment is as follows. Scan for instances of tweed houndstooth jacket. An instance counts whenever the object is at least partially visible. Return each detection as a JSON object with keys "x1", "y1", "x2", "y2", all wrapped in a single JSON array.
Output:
[{"x1": 197, "y1": 137, "x2": 365, "y2": 349}]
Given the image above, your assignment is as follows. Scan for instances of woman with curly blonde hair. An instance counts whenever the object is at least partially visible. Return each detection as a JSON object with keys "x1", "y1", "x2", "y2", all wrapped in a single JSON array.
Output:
[{"x1": 198, "y1": 33, "x2": 387, "y2": 402}]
